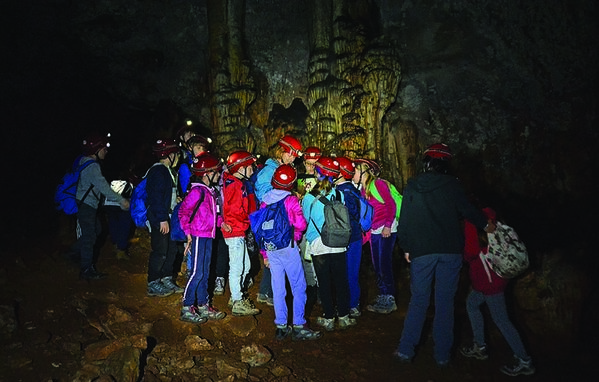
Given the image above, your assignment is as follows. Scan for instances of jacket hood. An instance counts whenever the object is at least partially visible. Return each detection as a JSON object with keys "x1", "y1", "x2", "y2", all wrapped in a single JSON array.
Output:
[
  {"x1": 262, "y1": 189, "x2": 291, "y2": 204},
  {"x1": 408, "y1": 172, "x2": 455, "y2": 193}
]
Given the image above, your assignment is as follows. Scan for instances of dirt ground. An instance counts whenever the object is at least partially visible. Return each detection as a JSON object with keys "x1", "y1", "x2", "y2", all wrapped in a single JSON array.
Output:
[{"x1": 0, "y1": 220, "x2": 591, "y2": 382}]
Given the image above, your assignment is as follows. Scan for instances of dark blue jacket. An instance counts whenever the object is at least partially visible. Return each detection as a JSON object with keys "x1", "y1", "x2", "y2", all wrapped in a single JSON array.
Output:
[
  {"x1": 337, "y1": 182, "x2": 363, "y2": 243},
  {"x1": 398, "y1": 172, "x2": 487, "y2": 259},
  {"x1": 146, "y1": 164, "x2": 177, "y2": 228}
]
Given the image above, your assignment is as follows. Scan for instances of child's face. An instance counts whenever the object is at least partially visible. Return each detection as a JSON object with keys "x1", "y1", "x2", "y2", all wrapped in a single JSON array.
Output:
[
  {"x1": 304, "y1": 159, "x2": 317, "y2": 174},
  {"x1": 282, "y1": 152, "x2": 295, "y2": 165},
  {"x1": 241, "y1": 165, "x2": 254, "y2": 177},
  {"x1": 352, "y1": 169, "x2": 363, "y2": 185},
  {"x1": 191, "y1": 144, "x2": 206, "y2": 157}
]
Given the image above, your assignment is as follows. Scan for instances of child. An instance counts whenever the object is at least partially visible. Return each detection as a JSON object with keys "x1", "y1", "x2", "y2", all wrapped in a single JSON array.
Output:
[
  {"x1": 461, "y1": 207, "x2": 535, "y2": 376},
  {"x1": 302, "y1": 157, "x2": 356, "y2": 331},
  {"x1": 178, "y1": 134, "x2": 211, "y2": 194},
  {"x1": 259, "y1": 164, "x2": 321, "y2": 340},
  {"x1": 254, "y1": 135, "x2": 303, "y2": 305},
  {"x1": 74, "y1": 132, "x2": 130, "y2": 280},
  {"x1": 354, "y1": 159, "x2": 398, "y2": 314},
  {"x1": 178, "y1": 153, "x2": 226, "y2": 323},
  {"x1": 335, "y1": 157, "x2": 363, "y2": 318},
  {"x1": 222, "y1": 150, "x2": 261, "y2": 316},
  {"x1": 146, "y1": 138, "x2": 184, "y2": 297}
]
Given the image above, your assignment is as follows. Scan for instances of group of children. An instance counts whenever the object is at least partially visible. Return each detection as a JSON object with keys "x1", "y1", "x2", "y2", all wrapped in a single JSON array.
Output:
[{"x1": 71, "y1": 130, "x2": 534, "y2": 376}]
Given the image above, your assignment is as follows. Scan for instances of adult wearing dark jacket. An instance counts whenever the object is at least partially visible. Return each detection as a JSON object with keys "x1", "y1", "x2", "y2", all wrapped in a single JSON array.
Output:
[
  {"x1": 394, "y1": 143, "x2": 495, "y2": 367},
  {"x1": 146, "y1": 139, "x2": 184, "y2": 297}
]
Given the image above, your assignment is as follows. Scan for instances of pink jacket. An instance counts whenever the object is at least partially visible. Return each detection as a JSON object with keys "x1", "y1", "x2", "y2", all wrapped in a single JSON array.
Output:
[
  {"x1": 179, "y1": 183, "x2": 223, "y2": 238},
  {"x1": 364, "y1": 179, "x2": 396, "y2": 230}
]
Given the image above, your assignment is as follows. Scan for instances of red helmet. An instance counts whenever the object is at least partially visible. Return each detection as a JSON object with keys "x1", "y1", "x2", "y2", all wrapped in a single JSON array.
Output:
[
  {"x1": 226, "y1": 150, "x2": 256, "y2": 173},
  {"x1": 354, "y1": 158, "x2": 380, "y2": 176},
  {"x1": 187, "y1": 135, "x2": 212, "y2": 147},
  {"x1": 191, "y1": 153, "x2": 223, "y2": 175},
  {"x1": 82, "y1": 132, "x2": 110, "y2": 155},
  {"x1": 336, "y1": 157, "x2": 355, "y2": 179},
  {"x1": 152, "y1": 139, "x2": 180, "y2": 158},
  {"x1": 278, "y1": 135, "x2": 303, "y2": 157},
  {"x1": 315, "y1": 156, "x2": 340, "y2": 178},
  {"x1": 271, "y1": 164, "x2": 297, "y2": 190},
  {"x1": 303, "y1": 146, "x2": 322, "y2": 160},
  {"x1": 424, "y1": 143, "x2": 452, "y2": 159}
]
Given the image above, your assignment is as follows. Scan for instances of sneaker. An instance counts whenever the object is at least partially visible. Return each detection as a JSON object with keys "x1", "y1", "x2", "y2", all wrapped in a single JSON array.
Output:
[
  {"x1": 80, "y1": 265, "x2": 107, "y2": 280},
  {"x1": 214, "y1": 277, "x2": 226, "y2": 295},
  {"x1": 147, "y1": 280, "x2": 174, "y2": 297},
  {"x1": 337, "y1": 315, "x2": 357, "y2": 329},
  {"x1": 180, "y1": 306, "x2": 208, "y2": 324},
  {"x1": 392, "y1": 350, "x2": 412, "y2": 364},
  {"x1": 161, "y1": 277, "x2": 184, "y2": 294},
  {"x1": 500, "y1": 356, "x2": 535, "y2": 376},
  {"x1": 349, "y1": 307, "x2": 361, "y2": 318},
  {"x1": 292, "y1": 324, "x2": 322, "y2": 341},
  {"x1": 316, "y1": 316, "x2": 335, "y2": 331},
  {"x1": 256, "y1": 293, "x2": 274, "y2": 306},
  {"x1": 460, "y1": 343, "x2": 489, "y2": 360},
  {"x1": 366, "y1": 295, "x2": 397, "y2": 314},
  {"x1": 232, "y1": 298, "x2": 261, "y2": 316},
  {"x1": 275, "y1": 325, "x2": 292, "y2": 340},
  {"x1": 196, "y1": 304, "x2": 226, "y2": 320}
]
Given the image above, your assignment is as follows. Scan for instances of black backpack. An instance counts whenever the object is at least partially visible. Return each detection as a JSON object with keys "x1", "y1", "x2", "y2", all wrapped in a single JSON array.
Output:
[{"x1": 312, "y1": 190, "x2": 351, "y2": 248}]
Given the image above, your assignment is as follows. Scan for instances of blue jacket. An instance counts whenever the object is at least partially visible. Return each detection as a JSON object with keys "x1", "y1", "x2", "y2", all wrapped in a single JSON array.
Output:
[
  {"x1": 336, "y1": 182, "x2": 362, "y2": 243},
  {"x1": 146, "y1": 164, "x2": 177, "y2": 228},
  {"x1": 254, "y1": 158, "x2": 278, "y2": 202},
  {"x1": 302, "y1": 188, "x2": 345, "y2": 244}
]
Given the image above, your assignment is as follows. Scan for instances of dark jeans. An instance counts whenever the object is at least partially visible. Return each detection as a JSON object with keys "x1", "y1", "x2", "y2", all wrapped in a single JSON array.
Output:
[
  {"x1": 105, "y1": 205, "x2": 133, "y2": 250},
  {"x1": 148, "y1": 225, "x2": 178, "y2": 283},
  {"x1": 213, "y1": 229, "x2": 229, "y2": 278},
  {"x1": 75, "y1": 203, "x2": 101, "y2": 270},
  {"x1": 313, "y1": 251, "x2": 350, "y2": 318}
]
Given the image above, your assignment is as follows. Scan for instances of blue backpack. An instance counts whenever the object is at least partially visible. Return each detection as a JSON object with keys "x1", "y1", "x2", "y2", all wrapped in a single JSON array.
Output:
[
  {"x1": 130, "y1": 177, "x2": 149, "y2": 228},
  {"x1": 341, "y1": 186, "x2": 374, "y2": 233},
  {"x1": 170, "y1": 187, "x2": 205, "y2": 242},
  {"x1": 54, "y1": 156, "x2": 96, "y2": 215},
  {"x1": 249, "y1": 196, "x2": 292, "y2": 251}
]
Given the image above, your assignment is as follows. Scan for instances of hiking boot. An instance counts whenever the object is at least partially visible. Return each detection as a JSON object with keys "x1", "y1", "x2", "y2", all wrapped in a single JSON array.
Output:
[
  {"x1": 500, "y1": 356, "x2": 535, "y2": 376},
  {"x1": 232, "y1": 298, "x2": 261, "y2": 316},
  {"x1": 196, "y1": 304, "x2": 226, "y2": 320},
  {"x1": 366, "y1": 294, "x2": 397, "y2": 314},
  {"x1": 256, "y1": 293, "x2": 274, "y2": 306},
  {"x1": 349, "y1": 307, "x2": 361, "y2": 318},
  {"x1": 292, "y1": 324, "x2": 322, "y2": 341},
  {"x1": 392, "y1": 350, "x2": 412, "y2": 364},
  {"x1": 316, "y1": 316, "x2": 335, "y2": 331},
  {"x1": 180, "y1": 306, "x2": 208, "y2": 324},
  {"x1": 214, "y1": 277, "x2": 226, "y2": 295},
  {"x1": 275, "y1": 325, "x2": 292, "y2": 340},
  {"x1": 80, "y1": 265, "x2": 107, "y2": 280},
  {"x1": 161, "y1": 277, "x2": 184, "y2": 294},
  {"x1": 460, "y1": 343, "x2": 489, "y2": 360},
  {"x1": 337, "y1": 315, "x2": 357, "y2": 329},
  {"x1": 147, "y1": 280, "x2": 174, "y2": 297},
  {"x1": 115, "y1": 249, "x2": 130, "y2": 260}
]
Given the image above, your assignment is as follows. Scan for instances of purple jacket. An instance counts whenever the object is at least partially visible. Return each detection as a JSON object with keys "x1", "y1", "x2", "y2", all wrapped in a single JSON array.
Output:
[{"x1": 179, "y1": 183, "x2": 222, "y2": 238}]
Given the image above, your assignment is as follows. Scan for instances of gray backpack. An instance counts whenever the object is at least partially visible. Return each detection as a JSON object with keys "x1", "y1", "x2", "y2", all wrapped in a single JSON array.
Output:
[{"x1": 313, "y1": 190, "x2": 351, "y2": 248}]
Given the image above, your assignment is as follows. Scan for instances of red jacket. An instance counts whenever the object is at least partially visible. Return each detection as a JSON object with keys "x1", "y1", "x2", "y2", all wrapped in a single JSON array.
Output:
[
  {"x1": 221, "y1": 172, "x2": 256, "y2": 238},
  {"x1": 463, "y1": 208, "x2": 508, "y2": 295}
]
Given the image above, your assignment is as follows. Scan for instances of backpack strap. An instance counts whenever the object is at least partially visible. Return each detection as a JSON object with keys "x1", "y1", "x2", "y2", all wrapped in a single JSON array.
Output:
[
  {"x1": 76, "y1": 159, "x2": 97, "y2": 205},
  {"x1": 188, "y1": 187, "x2": 206, "y2": 223}
]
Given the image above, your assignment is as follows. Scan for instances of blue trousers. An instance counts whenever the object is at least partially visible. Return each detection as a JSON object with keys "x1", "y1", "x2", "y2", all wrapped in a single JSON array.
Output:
[
  {"x1": 370, "y1": 232, "x2": 397, "y2": 296},
  {"x1": 347, "y1": 239, "x2": 362, "y2": 309},
  {"x1": 183, "y1": 237, "x2": 213, "y2": 306},
  {"x1": 466, "y1": 289, "x2": 530, "y2": 360},
  {"x1": 268, "y1": 245, "x2": 307, "y2": 326},
  {"x1": 397, "y1": 253, "x2": 462, "y2": 363}
]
